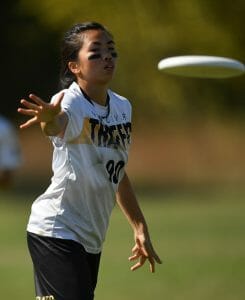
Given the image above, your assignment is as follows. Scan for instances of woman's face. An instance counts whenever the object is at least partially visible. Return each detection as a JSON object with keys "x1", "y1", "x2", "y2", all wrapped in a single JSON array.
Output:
[{"x1": 74, "y1": 29, "x2": 118, "y2": 85}]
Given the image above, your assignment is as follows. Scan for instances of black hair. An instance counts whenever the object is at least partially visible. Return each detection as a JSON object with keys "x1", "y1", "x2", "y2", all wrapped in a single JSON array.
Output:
[{"x1": 60, "y1": 22, "x2": 112, "y2": 89}]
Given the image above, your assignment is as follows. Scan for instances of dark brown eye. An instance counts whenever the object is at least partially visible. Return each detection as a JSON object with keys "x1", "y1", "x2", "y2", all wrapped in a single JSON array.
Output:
[{"x1": 111, "y1": 52, "x2": 118, "y2": 58}]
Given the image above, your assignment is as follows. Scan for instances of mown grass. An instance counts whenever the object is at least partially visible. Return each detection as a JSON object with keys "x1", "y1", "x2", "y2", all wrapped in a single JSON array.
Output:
[{"x1": 0, "y1": 188, "x2": 244, "y2": 299}]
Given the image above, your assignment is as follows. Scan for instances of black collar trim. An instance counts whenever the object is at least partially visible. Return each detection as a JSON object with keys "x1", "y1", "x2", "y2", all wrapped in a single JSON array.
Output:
[{"x1": 80, "y1": 87, "x2": 111, "y2": 120}]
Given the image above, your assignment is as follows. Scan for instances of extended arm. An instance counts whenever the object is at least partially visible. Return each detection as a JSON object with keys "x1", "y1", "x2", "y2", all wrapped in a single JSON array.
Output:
[{"x1": 116, "y1": 172, "x2": 162, "y2": 272}]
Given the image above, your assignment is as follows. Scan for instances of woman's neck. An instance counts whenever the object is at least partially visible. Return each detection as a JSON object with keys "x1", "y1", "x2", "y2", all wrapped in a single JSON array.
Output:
[{"x1": 77, "y1": 80, "x2": 108, "y2": 106}]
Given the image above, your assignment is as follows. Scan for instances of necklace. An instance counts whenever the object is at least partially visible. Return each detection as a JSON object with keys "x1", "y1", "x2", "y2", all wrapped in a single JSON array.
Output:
[{"x1": 80, "y1": 87, "x2": 110, "y2": 121}]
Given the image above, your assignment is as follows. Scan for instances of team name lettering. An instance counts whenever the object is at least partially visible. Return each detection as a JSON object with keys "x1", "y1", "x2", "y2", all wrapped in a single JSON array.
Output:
[{"x1": 89, "y1": 118, "x2": 131, "y2": 149}]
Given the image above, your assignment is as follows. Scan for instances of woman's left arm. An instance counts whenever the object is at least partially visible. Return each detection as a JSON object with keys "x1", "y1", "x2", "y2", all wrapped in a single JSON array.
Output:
[{"x1": 116, "y1": 172, "x2": 162, "y2": 273}]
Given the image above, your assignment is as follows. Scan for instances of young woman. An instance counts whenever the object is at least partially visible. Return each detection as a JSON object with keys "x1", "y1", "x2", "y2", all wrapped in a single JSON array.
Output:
[{"x1": 18, "y1": 22, "x2": 161, "y2": 300}]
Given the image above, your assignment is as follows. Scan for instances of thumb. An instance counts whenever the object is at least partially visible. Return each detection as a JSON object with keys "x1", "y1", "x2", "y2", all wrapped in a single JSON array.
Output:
[{"x1": 53, "y1": 92, "x2": 64, "y2": 108}]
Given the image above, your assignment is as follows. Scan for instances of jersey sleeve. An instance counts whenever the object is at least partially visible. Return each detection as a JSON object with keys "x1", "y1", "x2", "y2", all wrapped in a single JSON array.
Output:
[{"x1": 126, "y1": 100, "x2": 132, "y2": 123}]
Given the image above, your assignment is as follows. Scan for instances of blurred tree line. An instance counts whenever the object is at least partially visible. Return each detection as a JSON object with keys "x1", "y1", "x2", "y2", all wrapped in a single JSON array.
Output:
[{"x1": 1, "y1": 0, "x2": 245, "y2": 124}]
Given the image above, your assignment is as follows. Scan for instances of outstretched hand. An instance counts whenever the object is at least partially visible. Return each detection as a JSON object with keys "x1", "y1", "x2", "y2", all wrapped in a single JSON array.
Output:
[
  {"x1": 18, "y1": 93, "x2": 64, "y2": 129},
  {"x1": 129, "y1": 232, "x2": 162, "y2": 273}
]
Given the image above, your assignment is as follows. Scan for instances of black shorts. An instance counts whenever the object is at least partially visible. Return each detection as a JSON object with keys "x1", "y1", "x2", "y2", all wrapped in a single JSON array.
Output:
[{"x1": 27, "y1": 232, "x2": 101, "y2": 300}]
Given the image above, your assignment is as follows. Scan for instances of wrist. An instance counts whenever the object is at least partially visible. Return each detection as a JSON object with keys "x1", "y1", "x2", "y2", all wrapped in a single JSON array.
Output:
[
  {"x1": 41, "y1": 113, "x2": 60, "y2": 135},
  {"x1": 133, "y1": 221, "x2": 148, "y2": 235},
  {"x1": 43, "y1": 109, "x2": 61, "y2": 124},
  {"x1": 41, "y1": 111, "x2": 67, "y2": 136}
]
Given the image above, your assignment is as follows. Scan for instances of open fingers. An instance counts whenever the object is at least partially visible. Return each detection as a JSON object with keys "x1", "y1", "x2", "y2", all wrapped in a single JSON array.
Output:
[
  {"x1": 130, "y1": 256, "x2": 147, "y2": 272},
  {"x1": 19, "y1": 117, "x2": 38, "y2": 129},
  {"x1": 153, "y1": 251, "x2": 162, "y2": 265},
  {"x1": 129, "y1": 252, "x2": 160, "y2": 273},
  {"x1": 140, "y1": 239, "x2": 162, "y2": 265},
  {"x1": 130, "y1": 239, "x2": 162, "y2": 272},
  {"x1": 148, "y1": 250, "x2": 163, "y2": 272},
  {"x1": 148, "y1": 256, "x2": 155, "y2": 273},
  {"x1": 18, "y1": 108, "x2": 38, "y2": 116},
  {"x1": 129, "y1": 251, "x2": 159, "y2": 273},
  {"x1": 131, "y1": 244, "x2": 139, "y2": 254},
  {"x1": 19, "y1": 99, "x2": 40, "y2": 111},
  {"x1": 128, "y1": 252, "x2": 140, "y2": 261},
  {"x1": 146, "y1": 244, "x2": 162, "y2": 265},
  {"x1": 29, "y1": 93, "x2": 47, "y2": 106},
  {"x1": 145, "y1": 247, "x2": 162, "y2": 271}
]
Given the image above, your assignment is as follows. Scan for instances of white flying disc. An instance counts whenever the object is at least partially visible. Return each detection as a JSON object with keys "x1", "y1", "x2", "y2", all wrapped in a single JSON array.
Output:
[{"x1": 158, "y1": 55, "x2": 245, "y2": 78}]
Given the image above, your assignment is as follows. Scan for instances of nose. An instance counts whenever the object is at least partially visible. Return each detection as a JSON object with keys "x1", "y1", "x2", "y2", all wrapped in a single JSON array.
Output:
[{"x1": 102, "y1": 49, "x2": 113, "y2": 61}]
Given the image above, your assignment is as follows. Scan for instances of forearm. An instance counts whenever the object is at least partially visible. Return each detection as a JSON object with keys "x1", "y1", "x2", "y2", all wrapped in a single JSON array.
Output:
[
  {"x1": 116, "y1": 172, "x2": 148, "y2": 234},
  {"x1": 116, "y1": 172, "x2": 162, "y2": 272}
]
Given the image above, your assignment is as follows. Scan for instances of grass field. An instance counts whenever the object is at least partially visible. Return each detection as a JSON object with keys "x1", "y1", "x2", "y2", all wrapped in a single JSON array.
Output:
[{"x1": 0, "y1": 188, "x2": 245, "y2": 299}]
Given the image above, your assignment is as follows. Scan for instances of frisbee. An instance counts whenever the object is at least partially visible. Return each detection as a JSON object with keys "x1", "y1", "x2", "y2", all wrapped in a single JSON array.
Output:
[{"x1": 157, "y1": 55, "x2": 245, "y2": 78}]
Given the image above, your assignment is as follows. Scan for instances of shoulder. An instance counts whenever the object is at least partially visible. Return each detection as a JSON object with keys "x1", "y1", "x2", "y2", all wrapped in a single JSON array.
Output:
[
  {"x1": 109, "y1": 90, "x2": 132, "y2": 111},
  {"x1": 51, "y1": 82, "x2": 83, "y2": 109}
]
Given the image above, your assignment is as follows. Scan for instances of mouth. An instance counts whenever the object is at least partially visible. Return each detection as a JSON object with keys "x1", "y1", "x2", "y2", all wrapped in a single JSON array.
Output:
[{"x1": 104, "y1": 64, "x2": 115, "y2": 70}]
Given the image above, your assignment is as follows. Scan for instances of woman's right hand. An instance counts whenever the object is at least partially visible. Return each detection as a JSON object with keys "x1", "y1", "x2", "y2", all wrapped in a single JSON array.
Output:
[{"x1": 18, "y1": 92, "x2": 64, "y2": 129}]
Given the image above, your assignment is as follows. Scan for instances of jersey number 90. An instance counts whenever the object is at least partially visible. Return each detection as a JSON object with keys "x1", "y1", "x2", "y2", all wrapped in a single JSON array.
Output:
[{"x1": 106, "y1": 160, "x2": 125, "y2": 184}]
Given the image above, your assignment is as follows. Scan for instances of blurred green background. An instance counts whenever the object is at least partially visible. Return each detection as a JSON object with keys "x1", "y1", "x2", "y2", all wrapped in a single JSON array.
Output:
[{"x1": 1, "y1": 0, "x2": 245, "y2": 299}]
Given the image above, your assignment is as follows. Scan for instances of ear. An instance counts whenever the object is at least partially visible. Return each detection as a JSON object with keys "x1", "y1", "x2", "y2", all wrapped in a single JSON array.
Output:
[{"x1": 68, "y1": 61, "x2": 80, "y2": 74}]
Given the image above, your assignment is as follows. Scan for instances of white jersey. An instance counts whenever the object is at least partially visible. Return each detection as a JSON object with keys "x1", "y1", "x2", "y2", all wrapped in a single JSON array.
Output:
[
  {"x1": 0, "y1": 116, "x2": 22, "y2": 170},
  {"x1": 27, "y1": 82, "x2": 132, "y2": 253}
]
